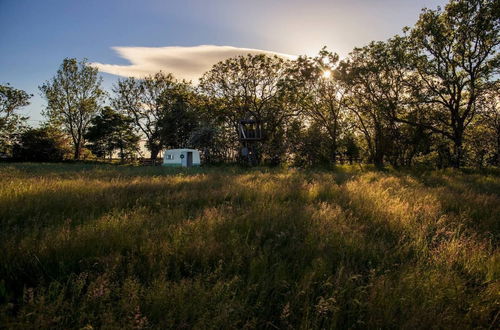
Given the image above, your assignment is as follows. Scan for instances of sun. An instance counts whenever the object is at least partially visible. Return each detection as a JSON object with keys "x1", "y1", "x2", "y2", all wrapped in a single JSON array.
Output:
[{"x1": 322, "y1": 70, "x2": 331, "y2": 78}]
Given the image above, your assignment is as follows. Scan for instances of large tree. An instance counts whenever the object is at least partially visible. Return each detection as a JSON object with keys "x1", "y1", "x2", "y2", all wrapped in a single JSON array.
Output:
[
  {"x1": 199, "y1": 54, "x2": 295, "y2": 164},
  {"x1": 405, "y1": 0, "x2": 500, "y2": 167},
  {"x1": 85, "y1": 106, "x2": 140, "y2": 161},
  {"x1": 0, "y1": 84, "x2": 31, "y2": 156},
  {"x1": 40, "y1": 58, "x2": 105, "y2": 160},
  {"x1": 159, "y1": 89, "x2": 200, "y2": 150},
  {"x1": 289, "y1": 48, "x2": 348, "y2": 164},
  {"x1": 338, "y1": 37, "x2": 408, "y2": 167},
  {"x1": 113, "y1": 72, "x2": 190, "y2": 159}
]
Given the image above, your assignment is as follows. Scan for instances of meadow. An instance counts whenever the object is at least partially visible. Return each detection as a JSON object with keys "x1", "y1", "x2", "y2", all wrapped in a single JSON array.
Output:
[{"x1": 0, "y1": 163, "x2": 499, "y2": 329}]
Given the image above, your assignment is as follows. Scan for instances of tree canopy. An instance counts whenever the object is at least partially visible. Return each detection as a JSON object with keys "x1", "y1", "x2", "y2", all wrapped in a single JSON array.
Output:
[
  {"x1": 4, "y1": 0, "x2": 497, "y2": 169},
  {"x1": 0, "y1": 84, "x2": 31, "y2": 156},
  {"x1": 40, "y1": 58, "x2": 105, "y2": 160}
]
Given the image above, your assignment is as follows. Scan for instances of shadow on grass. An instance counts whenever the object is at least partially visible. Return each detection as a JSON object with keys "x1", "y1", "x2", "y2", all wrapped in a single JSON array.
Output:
[{"x1": 1, "y1": 165, "x2": 498, "y2": 328}]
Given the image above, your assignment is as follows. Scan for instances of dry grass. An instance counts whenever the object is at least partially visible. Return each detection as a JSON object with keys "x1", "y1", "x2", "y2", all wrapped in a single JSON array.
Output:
[{"x1": 0, "y1": 163, "x2": 499, "y2": 329}]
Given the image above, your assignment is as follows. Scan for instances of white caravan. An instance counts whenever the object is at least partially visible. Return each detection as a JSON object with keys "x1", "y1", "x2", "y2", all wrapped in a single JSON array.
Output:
[{"x1": 162, "y1": 149, "x2": 201, "y2": 167}]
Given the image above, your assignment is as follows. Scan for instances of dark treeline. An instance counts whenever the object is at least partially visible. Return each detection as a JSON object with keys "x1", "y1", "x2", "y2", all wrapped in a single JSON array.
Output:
[{"x1": 1, "y1": 0, "x2": 499, "y2": 168}]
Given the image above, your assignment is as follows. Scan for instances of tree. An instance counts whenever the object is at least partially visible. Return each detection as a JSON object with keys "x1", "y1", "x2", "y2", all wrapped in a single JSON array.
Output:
[
  {"x1": 85, "y1": 106, "x2": 140, "y2": 161},
  {"x1": 158, "y1": 85, "x2": 200, "y2": 150},
  {"x1": 405, "y1": 0, "x2": 500, "y2": 167},
  {"x1": 199, "y1": 54, "x2": 295, "y2": 164},
  {"x1": 186, "y1": 92, "x2": 237, "y2": 163},
  {"x1": 40, "y1": 58, "x2": 105, "y2": 160},
  {"x1": 0, "y1": 84, "x2": 31, "y2": 156},
  {"x1": 338, "y1": 37, "x2": 408, "y2": 167},
  {"x1": 474, "y1": 81, "x2": 500, "y2": 166},
  {"x1": 340, "y1": 134, "x2": 361, "y2": 165},
  {"x1": 289, "y1": 120, "x2": 333, "y2": 167},
  {"x1": 288, "y1": 47, "x2": 347, "y2": 164},
  {"x1": 113, "y1": 72, "x2": 191, "y2": 160},
  {"x1": 12, "y1": 125, "x2": 70, "y2": 162}
]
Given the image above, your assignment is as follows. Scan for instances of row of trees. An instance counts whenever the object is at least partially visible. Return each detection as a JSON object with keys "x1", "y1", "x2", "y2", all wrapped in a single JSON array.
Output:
[{"x1": 1, "y1": 0, "x2": 499, "y2": 167}]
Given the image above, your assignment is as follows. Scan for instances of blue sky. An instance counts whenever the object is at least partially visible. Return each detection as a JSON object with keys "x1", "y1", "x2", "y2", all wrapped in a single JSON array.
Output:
[{"x1": 0, "y1": 0, "x2": 447, "y2": 124}]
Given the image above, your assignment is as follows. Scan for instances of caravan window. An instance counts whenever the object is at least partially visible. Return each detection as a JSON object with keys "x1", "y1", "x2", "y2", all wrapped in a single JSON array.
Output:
[{"x1": 166, "y1": 154, "x2": 174, "y2": 160}]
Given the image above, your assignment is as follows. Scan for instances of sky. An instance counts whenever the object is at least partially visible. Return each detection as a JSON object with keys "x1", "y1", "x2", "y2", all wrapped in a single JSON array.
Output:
[{"x1": 0, "y1": 0, "x2": 448, "y2": 125}]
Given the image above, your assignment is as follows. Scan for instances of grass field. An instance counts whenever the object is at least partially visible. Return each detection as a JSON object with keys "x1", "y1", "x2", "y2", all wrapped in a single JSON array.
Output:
[{"x1": 0, "y1": 163, "x2": 499, "y2": 329}]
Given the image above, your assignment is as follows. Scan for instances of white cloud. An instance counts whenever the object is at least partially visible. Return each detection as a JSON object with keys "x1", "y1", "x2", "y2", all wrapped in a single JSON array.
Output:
[{"x1": 91, "y1": 45, "x2": 296, "y2": 82}]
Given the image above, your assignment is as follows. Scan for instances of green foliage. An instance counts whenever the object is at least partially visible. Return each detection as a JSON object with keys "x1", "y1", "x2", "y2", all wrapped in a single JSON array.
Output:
[
  {"x1": 338, "y1": 37, "x2": 410, "y2": 167},
  {"x1": 0, "y1": 84, "x2": 31, "y2": 156},
  {"x1": 471, "y1": 81, "x2": 500, "y2": 167},
  {"x1": 158, "y1": 88, "x2": 200, "y2": 149},
  {"x1": 287, "y1": 48, "x2": 347, "y2": 164},
  {"x1": 39, "y1": 58, "x2": 105, "y2": 160},
  {"x1": 7, "y1": 0, "x2": 500, "y2": 169},
  {"x1": 288, "y1": 121, "x2": 332, "y2": 167},
  {"x1": 406, "y1": 0, "x2": 500, "y2": 167},
  {"x1": 85, "y1": 107, "x2": 140, "y2": 160},
  {"x1": 0, "y1": 164, "x2": 498, "y2": 328},
  {"x1": 0, "y1": 84, "x2": 31, "y2": 117},
  {"x1": 200, "y1": 54, "x2": 296, "y2": 164},
  {"x1": 12, "y1": 125, "x2": 71, "y2": 162},
  {"x1": 112, "y1": 72, "x2": 192, "y2": 159},
  {"x1": 340, "y1": 134, "x2": 361, "y2": 164}
]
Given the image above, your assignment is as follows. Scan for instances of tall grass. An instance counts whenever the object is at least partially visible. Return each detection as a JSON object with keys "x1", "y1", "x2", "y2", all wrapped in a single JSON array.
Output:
[{"x1": 0, "y1": 163, "x2": 498, "y2": 329}]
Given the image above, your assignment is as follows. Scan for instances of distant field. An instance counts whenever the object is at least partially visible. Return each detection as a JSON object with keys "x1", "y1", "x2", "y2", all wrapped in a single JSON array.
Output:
[{"x1": 0, "y1": 163, "x2": 499, "y2": 329}]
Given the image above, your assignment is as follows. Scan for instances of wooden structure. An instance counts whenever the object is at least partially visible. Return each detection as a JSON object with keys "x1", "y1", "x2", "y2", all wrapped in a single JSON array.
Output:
[
  {"x1": 138, "y1": 158, "x2": 162, "y2": 166},
  {"x1": 238, "y1": 119, "x2": 263, "y2": 141},
  {"x1": 238, "y1": 119, "x2": 263, "y2": 165}
]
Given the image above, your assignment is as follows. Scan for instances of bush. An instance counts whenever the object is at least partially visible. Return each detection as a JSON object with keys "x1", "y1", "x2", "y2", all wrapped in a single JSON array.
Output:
[{"x1": 12, "y1": 126, "x2": 71, "y2": 162}]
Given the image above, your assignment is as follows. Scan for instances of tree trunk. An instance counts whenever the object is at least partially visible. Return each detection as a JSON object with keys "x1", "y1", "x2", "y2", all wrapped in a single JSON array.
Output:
[
  {"x1": 150, "y1": 146, "x2": 160, "y2": 160},
  {"x1": 330, "y1": 142, "x2": 337, "y2": 165},
  {"x1": 327, "y1": 125, "x2": 338, "y2": 165},
  {"x1": 120, "y1": 145, "x2": 124, "y2": 163},
  {"x1": 373, "y1": 127, "x2": 384, "y2": 168},
  {"x1": 496, "y1": 128, "x2": 500, "y2": 166},
  {"x1": 373, "y1": 151, "x2": 384, "y2": 168},
  {"x1": 74, "y1": 141, "x2": 81, "y2": 160},
  {"x1": 451, "y1": 130, "x2": 464, "y2": 168}
]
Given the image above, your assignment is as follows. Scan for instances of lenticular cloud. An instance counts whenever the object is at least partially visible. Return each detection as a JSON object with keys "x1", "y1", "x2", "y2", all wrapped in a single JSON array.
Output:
[{"x1": 91, "y1": 45, "x2": 295, "y2": 82}]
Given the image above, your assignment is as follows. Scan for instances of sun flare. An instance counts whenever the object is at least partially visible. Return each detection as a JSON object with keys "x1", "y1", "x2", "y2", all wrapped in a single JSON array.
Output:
[{"x1": 322, "y1": 70, "x2": 331, "y2": 78}]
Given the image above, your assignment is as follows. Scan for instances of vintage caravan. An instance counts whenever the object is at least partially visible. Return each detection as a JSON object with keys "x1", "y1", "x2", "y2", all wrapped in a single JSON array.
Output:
[{"x1": 162, "y1": 149, "x2": 201, "y2": 167}]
